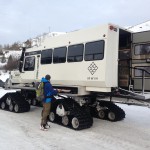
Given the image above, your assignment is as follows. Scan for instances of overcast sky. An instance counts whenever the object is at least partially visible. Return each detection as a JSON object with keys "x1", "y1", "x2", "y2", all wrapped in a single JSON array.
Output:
[{"x1": 0, "y1": 0, "x2": 150, "y2": 45}]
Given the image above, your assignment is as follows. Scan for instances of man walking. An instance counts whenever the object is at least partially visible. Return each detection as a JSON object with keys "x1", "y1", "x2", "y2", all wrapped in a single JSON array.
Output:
[{"x1": 40, "y1": 74, "x2": 61, "y2": 131}]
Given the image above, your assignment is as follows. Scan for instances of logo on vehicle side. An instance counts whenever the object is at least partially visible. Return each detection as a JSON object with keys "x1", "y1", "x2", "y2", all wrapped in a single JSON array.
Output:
[{"x1": 88, "y1": 62, "x2": 98, "y2": 75}]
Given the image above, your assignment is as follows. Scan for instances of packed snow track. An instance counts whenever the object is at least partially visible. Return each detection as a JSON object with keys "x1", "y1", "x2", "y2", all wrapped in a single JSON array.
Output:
[{"x1": 0, "y1": 103, "x2": 150, "y2": 150}]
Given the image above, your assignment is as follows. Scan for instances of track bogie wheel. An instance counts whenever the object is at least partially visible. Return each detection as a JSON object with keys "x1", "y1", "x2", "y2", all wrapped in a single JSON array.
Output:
[
  {"x1": 32, "y1": 99, "x2": 37, "y2": 106},
  {"x1": 6, "y1": 96, "x2": 12, "y2": 106},
  {"x1": 71, "y1": 117, "x2": 80, "y2": 129},
  {"x1": 27, "y1": 99, "x2": 32, "y2": 105},
  {"x1": 14, "y1": 104, "x2": 19, "y2": 113},
  {"x1": 1, "y1": 102, "x2": 6, "y2": 110},
  {"x1": 49, "y1": 111, "x2": 56, "y2": 122},
  {"x1": 108, "y1": 111, "x2": 116, "y2": 121},
  {"x1": 62, "y1": 115, "x2": 69, "y2": 126},
  {"x1": 97, "y1": 109, "x2": 107, "y2": 119},
  {"x1": 9, "y1": 103, "x2": 14, "y2": 112}
]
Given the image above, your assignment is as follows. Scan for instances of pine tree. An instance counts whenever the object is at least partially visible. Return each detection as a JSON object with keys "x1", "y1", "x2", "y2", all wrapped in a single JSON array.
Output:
[
  {"x1": 5, "y1": 55, "x2": 19, "y2": 71},
  {"x1": 1, "y1": 55, "x2": 6, "y2": 63}
]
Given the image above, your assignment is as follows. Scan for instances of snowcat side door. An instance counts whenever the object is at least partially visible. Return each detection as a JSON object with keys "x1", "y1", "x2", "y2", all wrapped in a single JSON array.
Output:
[{"x1": 21, "y1": 55, "x2": 36, "y2": 82}]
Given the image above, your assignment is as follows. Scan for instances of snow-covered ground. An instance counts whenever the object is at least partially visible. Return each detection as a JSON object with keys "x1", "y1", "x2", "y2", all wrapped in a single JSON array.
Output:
[
  {"x1": 5, "y1": 50, "x2": 21, "y2": 59},
  {"x1": 0, "y1": 88, "x2": 150, "y2": 150},
  {"x1": 0, "y1": 71, "x2": 9, "y2": 82},
  {"x1": 0, "y1": 88, "x2": 18, "y2": 98}
]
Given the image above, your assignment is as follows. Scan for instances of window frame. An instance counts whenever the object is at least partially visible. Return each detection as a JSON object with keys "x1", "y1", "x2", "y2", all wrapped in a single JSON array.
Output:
[
  {"x1": 24, "y1": 56, "x2": 35, "y2": 71},
  {"x1": 67, "y1": 44, "x2": 84, "y2": 63},
  {"x1": 53, "y1": 46, "x2": 67, "y2": 64},
  {"x1": 84, "y1": 40, "x2": 105, "y2": 61},
  {"x1": 134, "y1": 44, "x2": 150, "y2": 55},
  {"x1": 41, "y1": 49, "x2": 52, "y2": 65}
]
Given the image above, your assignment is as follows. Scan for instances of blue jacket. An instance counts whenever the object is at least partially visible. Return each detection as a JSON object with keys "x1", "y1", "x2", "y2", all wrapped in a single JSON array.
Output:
[{"x1": 41, "y1": 77, "x2": 58, "y2": 103}]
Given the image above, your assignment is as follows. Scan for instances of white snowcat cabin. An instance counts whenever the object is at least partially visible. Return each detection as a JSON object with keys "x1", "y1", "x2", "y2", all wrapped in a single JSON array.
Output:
[
  {"x1": 132, "y1": 30, "x2": 150, "y2": 91},
  {"x1": 11, "y1": 24, "x2": 132, "y2": 95}
]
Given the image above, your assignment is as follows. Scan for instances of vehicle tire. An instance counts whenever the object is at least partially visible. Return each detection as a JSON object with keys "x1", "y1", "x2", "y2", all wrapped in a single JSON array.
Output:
[
  {"x1": 49, "y1": 111, "x2": 56, "y2": 122},
  {"x1": 97, "y1": 109, "x2": 107, "y2": 119},
  {"x1": 108, "y1": 111, "x2": 116, "y2": 121},
  {"x1": 1, "y1": 102, "x2": 6, "y2": 110},
  {"x1": 32, "y1": 99, "x2": 37, "y2": 106},
  {"x1": 71, "y1": 117, "x2": 80, "y2": 129},
  {"x1": 9, "y1": 103, "x2": 14, "y2": 112},
  {"x1": 14, "y1": 104, "x2": 19, "y2": 113},
  {"x1": 62, "y1": 115, "x2": 69, "y2": 126},
  {"x1": 27, "y1": 99, "x2": 32, "y2": 105},
  {"x1": 6, "y1": 96, "x2": 12, "y2": 106}
]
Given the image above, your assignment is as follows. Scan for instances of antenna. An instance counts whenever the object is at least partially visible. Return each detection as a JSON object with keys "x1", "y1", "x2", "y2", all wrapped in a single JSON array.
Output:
[{"x1": 49, "y1": 27, "x2": 51, "y2": 33}]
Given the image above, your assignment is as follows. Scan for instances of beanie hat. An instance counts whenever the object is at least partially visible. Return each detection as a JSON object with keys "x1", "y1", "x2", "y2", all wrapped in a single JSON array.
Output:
[{"x1": 45, "y1": 74, "x2": 51, "y2": 80}]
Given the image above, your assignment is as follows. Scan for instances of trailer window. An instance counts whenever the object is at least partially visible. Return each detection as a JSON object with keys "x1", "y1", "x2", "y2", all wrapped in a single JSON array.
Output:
[
  {"x1": 134, "y1": 44, "x2": 150, "y2": 55},
  {"x1": 24, "y1": 56, "x2": 35, "y2": 71},
  {"x1": 67, "y1": 44, "x2": 84, "y2": 62},
  {"x1": 41, "y1": 49, "x2": 52, "y2": 64},
  {"x1": 85, "y1": 40, "x2": 104, "y2": 61},
  {"x1": 53, "y1": 47, "x2": 67, "y2": 63},
  {"x1": 134, "y1": 66, "x2": 150, "y2": 77}
]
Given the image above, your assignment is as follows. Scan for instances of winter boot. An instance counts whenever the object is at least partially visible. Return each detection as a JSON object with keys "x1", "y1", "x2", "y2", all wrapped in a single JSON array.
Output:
[{"x1": 40, "y1": 124, "x2": 49, "y2": 131}]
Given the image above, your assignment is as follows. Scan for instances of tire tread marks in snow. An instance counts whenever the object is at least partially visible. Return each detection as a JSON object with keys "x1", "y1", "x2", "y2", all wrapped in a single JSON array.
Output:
[{"x1": 0, "y1": 92, "x2": 30, "y2": 113}]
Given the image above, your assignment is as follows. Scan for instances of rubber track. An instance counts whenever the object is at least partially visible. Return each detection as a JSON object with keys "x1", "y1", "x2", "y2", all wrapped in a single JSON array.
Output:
[
  {"x1": 0, "y1": 92, "x2": 30, "y2": 113},
  {"x1": 91, "y1": 101, "x2": 125, "y2": 121},
  {"x1": 50, "y1": 97, "x2": 93, "y2": 130}
]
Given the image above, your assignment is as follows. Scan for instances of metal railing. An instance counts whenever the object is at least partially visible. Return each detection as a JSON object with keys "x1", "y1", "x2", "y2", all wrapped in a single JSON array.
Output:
[
  {"x1": 119, "y1": 64, "x2": 150, "y2": 95},
  {"x1": 132, "y1": 67, "x2": 150, "y2": 95}
]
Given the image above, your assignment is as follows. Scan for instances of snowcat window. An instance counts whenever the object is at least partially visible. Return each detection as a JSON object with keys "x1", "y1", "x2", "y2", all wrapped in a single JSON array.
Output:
[
  {"x1": 134, "y1": 66, "x2": 150, "y2": 77},
  {"x1": 41, "y1": 49, "x2": 52, "y2": 64},
  {"x1": 134, "y1": 44, "x2": 150, "y2": 55},
  {"x1": 67, "y1": 44, "x2": 84, "y2": 62},
  {"x1": 24, "y1": 56, "x2": 35, "y2": 71},
  {"x1": 85, "y1": 40, "x2": 104, "y2": 61},
  {"x1": 53, "y1": 47, "x2": 67, "y2": 63}
]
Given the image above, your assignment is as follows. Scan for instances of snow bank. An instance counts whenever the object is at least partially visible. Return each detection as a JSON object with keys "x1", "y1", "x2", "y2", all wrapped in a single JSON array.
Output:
[
  {"x1": 0, "y1": 63, "x2": 6, "y2": 68},
  {"x1": 0, "y1": 88, "x2": 17, "y2": 98},
  {"x1": 4, "y1": 50, "x2": 21, "y2": 60},
  {"x1": 0, "y1": 72, "x2": 10, "y2": 82}
]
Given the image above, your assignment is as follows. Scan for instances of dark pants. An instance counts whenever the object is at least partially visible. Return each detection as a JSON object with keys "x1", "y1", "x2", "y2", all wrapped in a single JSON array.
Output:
[{"x1": 41, "y1": 102, "x2": 51, "y2": 126}]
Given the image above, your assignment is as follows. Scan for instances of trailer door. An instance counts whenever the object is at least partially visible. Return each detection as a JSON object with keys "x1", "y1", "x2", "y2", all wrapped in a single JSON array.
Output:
[
  {"x1": 132, "y1": 31, "x2": 150, "y2": 91},
  {"x1": 118, "y1": 29, "x2": 132, "y2": 89}
]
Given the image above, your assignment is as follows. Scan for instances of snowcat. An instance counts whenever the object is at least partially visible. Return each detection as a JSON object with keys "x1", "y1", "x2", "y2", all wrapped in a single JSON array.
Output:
[{"x1": 1, "y1": 23, "x2": 150, "y2": 130}]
